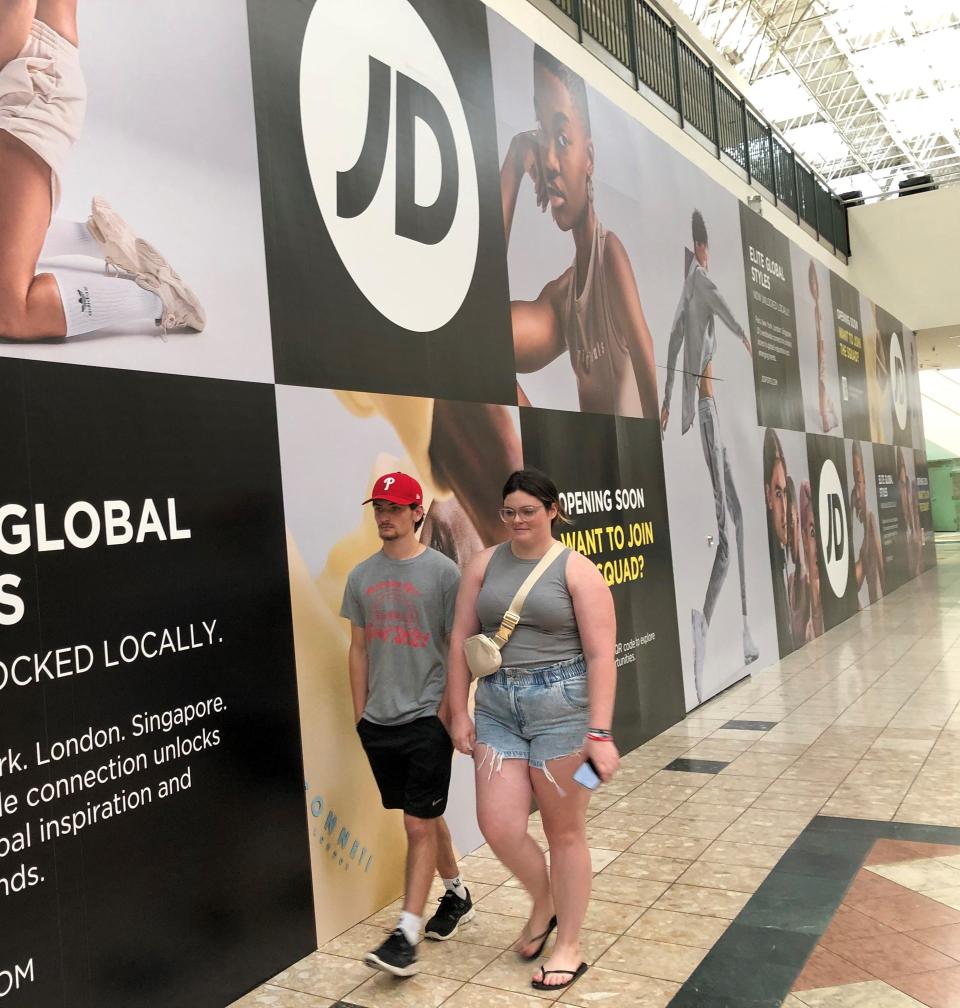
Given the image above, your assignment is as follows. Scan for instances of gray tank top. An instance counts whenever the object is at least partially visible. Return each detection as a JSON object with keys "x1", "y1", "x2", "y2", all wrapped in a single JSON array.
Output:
[{"x1": 476, "y1": 542, "x2": 582, "y2": 669}]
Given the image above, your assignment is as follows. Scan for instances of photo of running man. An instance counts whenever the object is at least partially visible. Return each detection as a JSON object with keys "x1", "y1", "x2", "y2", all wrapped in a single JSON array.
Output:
[
  {"x1": 661, "y1": 210, "x2": 757, "y2": 702},
  {"x1": 808, "y1": 261, "x2": 839, "y2": 433},
  {"x1": 0, "y1": 0, "x2": 204, "y2": 344},
  {"x1": 499, "y1": 45, "x2": 657, "y2": 417}
]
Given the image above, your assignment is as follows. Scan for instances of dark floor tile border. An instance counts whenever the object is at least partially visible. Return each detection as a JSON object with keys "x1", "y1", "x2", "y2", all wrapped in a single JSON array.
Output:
[
  {"x1": 668, "y1": 815, "x2": 960, "y2": 1007},
  {"x1": 721, "y1": 720, "x2": 779, "y2": 731},
  {"x1": 663, "y1": 757, "x2": 730, "y2": 774}
]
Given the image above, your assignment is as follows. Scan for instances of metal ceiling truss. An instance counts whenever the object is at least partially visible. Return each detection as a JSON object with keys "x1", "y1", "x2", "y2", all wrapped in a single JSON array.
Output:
[{"x1": 678, "y1": 0, "x2": 960, "y2": 199}]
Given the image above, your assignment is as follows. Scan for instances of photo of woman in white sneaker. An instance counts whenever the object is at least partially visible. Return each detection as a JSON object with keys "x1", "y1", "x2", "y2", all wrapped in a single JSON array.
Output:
[{"x1": 0, "y1": 0, "x2": 204, "y2": 343}]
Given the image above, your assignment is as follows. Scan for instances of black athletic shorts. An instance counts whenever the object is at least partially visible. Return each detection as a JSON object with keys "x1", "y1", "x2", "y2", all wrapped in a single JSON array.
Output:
[{"x1": 357, "y1": 714, "x2": 453, "y2": 819}]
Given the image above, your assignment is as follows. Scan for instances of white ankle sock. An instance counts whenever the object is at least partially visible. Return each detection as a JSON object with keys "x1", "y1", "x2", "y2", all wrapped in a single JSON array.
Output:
[
  {"x1": 50, "y1": 270, "x2": 161, "y2": 338},
  {"x1": 40, "y1": 219, "x2": 101, "y2": 262},
  {"x1": 397, "y1": 911, "x2": 421, "y2": 945},
  {"x1": 443, "y1": 875, "x2": 468, "y2": 900}
]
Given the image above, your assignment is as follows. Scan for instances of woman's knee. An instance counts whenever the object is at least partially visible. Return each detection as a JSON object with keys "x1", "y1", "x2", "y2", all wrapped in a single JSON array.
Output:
[
  {"x1": 0, "y1": 292, "x2": 32, "y2": 341},
  {"x1": 478, "y1": 808, "x2": 528, "y2": 852}
]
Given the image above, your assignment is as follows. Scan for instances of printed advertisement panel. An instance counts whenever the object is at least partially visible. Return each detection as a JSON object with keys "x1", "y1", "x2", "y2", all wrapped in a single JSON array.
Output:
[
  {"x1": 740, "y1": 206, "x2": 803, "y2": 431},
  {"x1": 807, "y1": 434, "x2": 859, "y2": 631},
  {"x1": 247, "y1": 0, "x2": 516, "y2": 403},
  {"x1": 0, "y1": 361, "x2": 312, "y2": 1006},
  {"x1": 638, "y1": 146, "x2": 775, "y2": 708},
  {"x1": 489, "y1": 11, "x2": 659, "y2": 418},
  {"x1": 915, "y1": 451, "x2": 937, "y2": 571},
  {"x1": 873, "y1": 443, "x2": 904, "y2": 592},
  {"x1": 519, "y1": 409, "x2": 685, "y2": 748},
  {"x1": 830, "y1": 273, "x2": 868, "y2": 443},
  {"x1": 793, "y1": 252, "x2": 842, "y2": 437},
  {"x1": 276, "y1": 386, "x2": 522, "y2": 940},
  {"x1": 763, "y1": 427, "x2": 816, "y2": 657},
  {"x1": 875, "y1": 306, "x2": 912, "y2": 449},
  {"x1": 861, "y1": 296, "x2": 893, "y2": 445},
  {"x1": 845, "y1": 439, "x2": 886, "y2": 608},
  {"x1": 2, "y1": 0, "x2": 275, "y2": 383}
]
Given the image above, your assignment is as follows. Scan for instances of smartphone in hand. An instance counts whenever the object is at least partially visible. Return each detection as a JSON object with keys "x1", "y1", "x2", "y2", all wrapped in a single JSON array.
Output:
[{"x1": 573, "y1": 757, "x2": 601, "y2": 790}]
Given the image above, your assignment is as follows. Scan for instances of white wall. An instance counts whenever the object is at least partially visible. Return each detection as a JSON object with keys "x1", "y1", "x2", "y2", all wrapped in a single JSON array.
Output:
[{"x1": 847, "y1": 186, "x2": 960, "y2": 333}]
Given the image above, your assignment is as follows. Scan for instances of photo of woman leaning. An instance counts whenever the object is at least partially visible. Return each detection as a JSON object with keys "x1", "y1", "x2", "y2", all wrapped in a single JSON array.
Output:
[{"x1": 447, "y1": 469, "x2": 619, "y2": 992}]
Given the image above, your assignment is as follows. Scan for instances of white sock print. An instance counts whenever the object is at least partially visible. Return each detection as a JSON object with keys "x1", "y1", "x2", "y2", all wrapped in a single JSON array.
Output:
[
  {"x1": 39, "y1": 219, "x2": 101, "y2": 262},
  {"x1": 50, "y1": 269, "x2": 161, "y2": 338}
]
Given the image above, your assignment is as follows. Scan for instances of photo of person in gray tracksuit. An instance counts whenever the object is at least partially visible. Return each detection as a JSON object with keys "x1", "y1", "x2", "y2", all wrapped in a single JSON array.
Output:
[{"x1": 660, "y1": 210, "x2": 758, "y2": 703}]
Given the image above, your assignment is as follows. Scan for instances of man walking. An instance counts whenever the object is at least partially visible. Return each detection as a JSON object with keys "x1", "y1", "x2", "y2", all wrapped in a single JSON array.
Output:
[{"x1": 341, "y1": 472, "x2": 473, "y2": 977}]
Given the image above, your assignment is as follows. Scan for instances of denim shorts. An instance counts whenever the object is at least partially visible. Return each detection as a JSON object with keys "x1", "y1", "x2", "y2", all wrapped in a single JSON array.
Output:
[{"x1": 474, "y1": 655, "x2": 589, "y2": 770}]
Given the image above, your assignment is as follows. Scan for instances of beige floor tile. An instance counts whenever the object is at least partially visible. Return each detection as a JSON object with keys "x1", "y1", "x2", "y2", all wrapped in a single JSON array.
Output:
[
  {"x1": 626, "y1": 908, "x2": 730, "y2": 948},
  {"x1": 416, "y1": 938, "x2": 504, "y2": 981},
  {"x1": 651, "y1": 883, "x2": 750, "y2": 919},
  {"x1": 476, "y1": 886, "x2": 534, "y2": 919},
  {"x1": 470, "y1": 950, "x2": 564, "y2": 1002},
  {"x1": 321, "y1": 923, "x2": 389, "y2": 959},
  {"x1": 269, "y1": 952, "x2": 374, "y2": 1000},
  {"x1": 626, "y1": 833, "x2": 713, "y2": 859},
  {"x1": 601, "y1": 852, "x2": 692, "y2": 883},
  {"x1": 346, "y1": 969, "x2": 462, "y2": 1007},
  {"x1": 595, "y1": 935, "x2": 706, "y2": 982},
  {"x1": 867, "y1": 858, "x2": 960, "y2": 892},
  {"x1": 440, "y1": 984, "x2": 551, "y2": 1008},
  {"x1": 556, "y1": 967, "x2": 679, "y2": 1007},
  {"x1": 646, "y1": 816, "x2": 728, "y2": 841},
  {"x1": 461, "y1": 855, "x2": 516, "y2": 885},
  {"x1": 580, "y1": 897, "x2": 645, "y2": 934},
  {"x1": 587, "y1": 810, "x2": 663, "y2": 835},
  {"x1": 589, "y1": 873, "x2": 670, "y2": 907},
  {"x1": 228, "y1": 986, "x2": 333, "y2": 1007},
  {"x1": 791, "y1": 978, "x2": 928, "y2": 1006},
  {"x1": 926, "y1": 884, "x2": 960, "y2": 910},
  {"x1": 698, "y1": 840, "x2": 788, "y2": 869},
  {"x1": 584, "y1": 824, "x2": 646, "y2": 851},
  {"x1": 675, "y1": 860, "x2": 770, "y2": 893},
  {"x1": 454, "y1": 910, "x2": 535, "y2": 950}
]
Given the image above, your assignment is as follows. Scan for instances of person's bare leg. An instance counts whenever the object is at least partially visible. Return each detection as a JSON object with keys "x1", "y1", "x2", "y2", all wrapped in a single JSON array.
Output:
[
  {"x1": 531, "y1": 754, "x2": 592, "y2": 986},
  {"x1": 34, "y1": 0, "x2": 77, "y2": 45},
  {"x1": 429, "y1": 401, "x2": 522, "y2": 546},
  {"x1": 434, "y1": 817, "x2": 459, "y2": 880},
  {"x1": 475, "y1": 748, "x2": 553, "y2": 954},
  {"x1": 402, "y1": 813, "x2": 439, "y2": 917},
  {"x1": 0, "y1": 133, "x2": 67, "y2": 341}
]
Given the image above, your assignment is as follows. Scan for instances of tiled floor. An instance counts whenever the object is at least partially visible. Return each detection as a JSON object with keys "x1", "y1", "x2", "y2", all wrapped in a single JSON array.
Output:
[{"x1": 231, "y1": 542, "x2": 960, "y2": 1008}]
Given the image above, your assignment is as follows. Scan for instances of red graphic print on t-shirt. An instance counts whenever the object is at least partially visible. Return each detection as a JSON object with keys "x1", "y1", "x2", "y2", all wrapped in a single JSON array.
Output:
[{"x1": 365, "y1": 580, "x2": 431, "y2": 649}]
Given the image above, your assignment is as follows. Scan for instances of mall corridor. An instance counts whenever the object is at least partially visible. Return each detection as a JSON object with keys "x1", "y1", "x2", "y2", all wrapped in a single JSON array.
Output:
[{"x1": 234, "y1": 541, "x2": 960, "y2": 1008}]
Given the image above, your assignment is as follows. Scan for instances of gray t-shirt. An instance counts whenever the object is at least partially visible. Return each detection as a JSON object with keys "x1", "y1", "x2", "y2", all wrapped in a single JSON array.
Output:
[{"x1": 340, "y1": 547, "x2": 460, "y2": 726}]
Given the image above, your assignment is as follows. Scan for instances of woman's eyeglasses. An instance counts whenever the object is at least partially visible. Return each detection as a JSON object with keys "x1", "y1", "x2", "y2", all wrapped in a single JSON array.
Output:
[{"x1": 498, "y1": 506, "x2": 542, "y2": 523}]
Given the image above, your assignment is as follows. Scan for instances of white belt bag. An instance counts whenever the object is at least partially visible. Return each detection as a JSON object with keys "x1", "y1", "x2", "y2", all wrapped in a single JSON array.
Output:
[{"x1": 463, "y1": 541, "x2": 565, "y2": 681}]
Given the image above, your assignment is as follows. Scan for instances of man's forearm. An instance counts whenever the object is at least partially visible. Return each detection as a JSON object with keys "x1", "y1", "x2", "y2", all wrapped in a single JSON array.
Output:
[{"x1": 348, "y1": 647, "x2": 369, "y2": 722}]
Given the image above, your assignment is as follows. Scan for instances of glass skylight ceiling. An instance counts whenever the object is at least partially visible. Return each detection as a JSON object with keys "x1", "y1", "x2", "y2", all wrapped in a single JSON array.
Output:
[{"x1": 676, "y1": 0, "x2": 960, "y2": 200}]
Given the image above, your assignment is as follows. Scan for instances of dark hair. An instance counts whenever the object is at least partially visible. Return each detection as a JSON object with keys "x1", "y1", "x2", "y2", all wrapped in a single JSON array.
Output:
[
  {"x1": 411, "y1": 504, "x2": 424, "y2": 532},
  {"x1": 691, "y1": 209, "x2": 708, "y2": 247},
  {"x1": 763, "y1": 428, "x2": 785, "y2": 486},
  {"x1": 533, "y1": 45, "x2": 591, "y2": 135},
  {"x1": 502, "y1": 468, "x2": 571, "y2": 526}
]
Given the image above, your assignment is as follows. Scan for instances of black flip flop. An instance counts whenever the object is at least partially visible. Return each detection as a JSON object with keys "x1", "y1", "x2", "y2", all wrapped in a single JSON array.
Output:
[
  {"x1": 518, "y1": 914, "x2": 558, "y2": 961},
  {"x1": 531, "y1": 961, "x2": 589, "y2": 991}
]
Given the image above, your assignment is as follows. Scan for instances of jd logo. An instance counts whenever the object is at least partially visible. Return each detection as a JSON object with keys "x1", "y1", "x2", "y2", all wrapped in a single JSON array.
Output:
[
  {"x1": 300, "y1": 0, "x2": 479, "y2": 333},
  {"x1": 889, "y1": 332, "x2": 907, "y2": 431},
  {"x1": 818, "y1": 458, "x2": 849, "y2": 598}
]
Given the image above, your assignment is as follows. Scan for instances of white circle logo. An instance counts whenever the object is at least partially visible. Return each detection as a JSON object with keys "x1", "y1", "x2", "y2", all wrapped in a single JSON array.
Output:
[
  {"x1": 818, "y1": 458, "x2": 849, "y2": 598},
  {"x1": 300, "y1": 0, "x2": 479, "y2": 332},
  {"x1": 890, "y1": 332, "x2": 907, "y2": 431}
]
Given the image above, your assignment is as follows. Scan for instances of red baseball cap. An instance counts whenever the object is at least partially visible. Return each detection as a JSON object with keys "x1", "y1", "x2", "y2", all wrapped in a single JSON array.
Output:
[{"x1": 363, "y1": 471, "x2": 423, "y2": 506}]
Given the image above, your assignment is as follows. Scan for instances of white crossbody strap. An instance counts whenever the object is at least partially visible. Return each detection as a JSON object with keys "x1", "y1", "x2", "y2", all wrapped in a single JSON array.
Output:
[{"x1": 492, "y1": 541, "x2": 566, "y2": 648}]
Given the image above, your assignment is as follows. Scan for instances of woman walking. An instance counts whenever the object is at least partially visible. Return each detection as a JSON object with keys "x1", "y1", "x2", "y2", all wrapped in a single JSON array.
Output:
[{"x1": 447, "y1": 469, "x2": 619, "y2": 992}]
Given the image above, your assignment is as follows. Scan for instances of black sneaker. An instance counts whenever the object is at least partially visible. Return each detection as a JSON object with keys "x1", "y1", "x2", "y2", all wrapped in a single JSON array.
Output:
[
  {"x1": 424, "y1": 887, "x2": 475, "y2": 940},
  {"x1": 364, "y1": 928, "x2": 419, "y2": 977}
]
